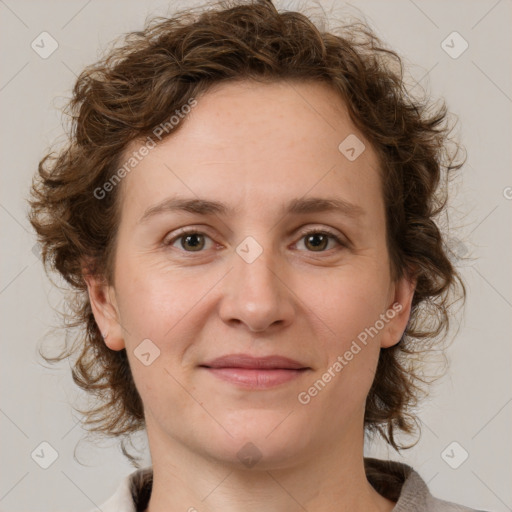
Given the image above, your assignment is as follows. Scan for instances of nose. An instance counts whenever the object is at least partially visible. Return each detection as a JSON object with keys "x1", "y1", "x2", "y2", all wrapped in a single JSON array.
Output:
[{"x1": 218, "y1": 241, "x2": 295, "y2": 333}]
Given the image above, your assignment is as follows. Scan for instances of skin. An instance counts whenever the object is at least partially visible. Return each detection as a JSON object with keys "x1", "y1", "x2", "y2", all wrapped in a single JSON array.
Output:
[{"x1": 86, "y1": 79, "x2": 416, "y2": 512}]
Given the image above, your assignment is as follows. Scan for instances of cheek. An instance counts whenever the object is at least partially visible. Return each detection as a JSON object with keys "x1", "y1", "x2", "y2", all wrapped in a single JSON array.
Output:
[
  {"x1": 309, "y1": 267, "x2": 390, "y2": 345},
  {"x1": 114, "y1": 253, "x2": 210, "y2": 340},
  {"x1": 303, "y1": 266, "x2": 388, "y2": 404}
]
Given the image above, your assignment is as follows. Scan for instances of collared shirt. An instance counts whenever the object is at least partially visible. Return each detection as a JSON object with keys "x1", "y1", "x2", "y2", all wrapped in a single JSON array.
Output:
[{"x1": 90, "y1": 458, "x2": 487, "y2": 512}]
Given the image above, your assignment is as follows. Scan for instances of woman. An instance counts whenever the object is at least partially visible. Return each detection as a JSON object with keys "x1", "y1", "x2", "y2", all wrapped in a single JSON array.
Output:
[{"x1": 29, "y1": 1, "x2": 483, "y2": 510}]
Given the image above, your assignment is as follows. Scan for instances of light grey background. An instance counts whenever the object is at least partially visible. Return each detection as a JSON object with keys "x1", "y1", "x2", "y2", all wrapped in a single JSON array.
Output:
[{"x1": 1, "y1": 0, "x2": 511, "y2": 510}]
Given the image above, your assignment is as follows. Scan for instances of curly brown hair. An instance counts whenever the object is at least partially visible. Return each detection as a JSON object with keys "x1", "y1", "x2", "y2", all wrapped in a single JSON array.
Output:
[{"x1": 28, "y1": 0, "x2": 466, "y2": 465}]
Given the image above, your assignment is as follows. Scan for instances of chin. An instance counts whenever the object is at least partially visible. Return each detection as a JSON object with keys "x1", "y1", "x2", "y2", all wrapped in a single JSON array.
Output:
[{"x1": 201, "y1": 410, "x2": 315, "y2": 470}]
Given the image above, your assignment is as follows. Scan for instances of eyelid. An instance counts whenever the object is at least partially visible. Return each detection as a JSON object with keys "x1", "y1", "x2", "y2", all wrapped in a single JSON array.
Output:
[{"x1": 295, "y1": 225, "x2": 345, "y2": 240}]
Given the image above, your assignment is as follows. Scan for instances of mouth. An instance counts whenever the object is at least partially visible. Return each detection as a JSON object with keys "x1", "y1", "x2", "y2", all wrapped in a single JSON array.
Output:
[{"x1": 198, "y1": 354, "x2": 311, "y2": 389}]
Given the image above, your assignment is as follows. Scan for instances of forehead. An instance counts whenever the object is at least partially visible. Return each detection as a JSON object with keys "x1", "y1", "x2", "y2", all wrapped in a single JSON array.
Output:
[{"x1": 118, "y1": 79, "x2": 383, "y2": 226}]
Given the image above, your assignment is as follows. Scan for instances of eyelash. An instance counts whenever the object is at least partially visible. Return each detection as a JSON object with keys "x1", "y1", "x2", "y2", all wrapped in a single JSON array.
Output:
[{"x1": 162, "y1": 227, "x2": 346, "y2": 254}]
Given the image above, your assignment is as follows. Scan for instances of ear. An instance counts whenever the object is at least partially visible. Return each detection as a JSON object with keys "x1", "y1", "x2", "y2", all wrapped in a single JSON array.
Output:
[
  {"x1": 83, "y1": 270, "x2": 125, "y2": 351},
  {"x1": 380, "y1": 270, "x2": 417, "y2": 349}
]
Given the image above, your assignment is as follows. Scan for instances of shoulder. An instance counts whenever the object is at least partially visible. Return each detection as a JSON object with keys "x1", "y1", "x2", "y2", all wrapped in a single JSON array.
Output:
[
  {"x1": 365, "y1": 457, "x2": 491, "y2": 512},
  {"x1": 87, "y1": 466, "x2": 152, "y2": 512}
]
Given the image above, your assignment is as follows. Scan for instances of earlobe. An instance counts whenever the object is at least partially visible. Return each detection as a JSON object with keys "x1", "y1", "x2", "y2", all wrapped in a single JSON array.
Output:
[
  {"x1": 380, "y1": 273, "x2": 417, "y2": 349},
  {"x1": 83, "y1": 272, "x2": 126, "y2": 351}
]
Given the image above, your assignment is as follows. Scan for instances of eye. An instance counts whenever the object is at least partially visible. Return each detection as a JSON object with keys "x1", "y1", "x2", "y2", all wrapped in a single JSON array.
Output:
[
  {"x1": 163, "y1": 227, "x2": 346, "y2": 254},
  {"x1": 295, "y1": 229, "x2": 345, "y2": 252},
  {"x1": 163, "y1": 229, "x2": 214, "y2": 252}
]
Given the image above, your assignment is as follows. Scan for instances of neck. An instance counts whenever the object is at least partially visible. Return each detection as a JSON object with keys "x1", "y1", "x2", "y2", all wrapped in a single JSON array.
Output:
[{"x1": 143, "y1": 421, "x2": 394, "y2": 512}]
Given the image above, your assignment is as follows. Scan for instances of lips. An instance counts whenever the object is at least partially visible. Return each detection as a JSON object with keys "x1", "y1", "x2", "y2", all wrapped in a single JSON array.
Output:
[
  {"x1": 200, "y1": 354, "x2": 309, "y2": 370},
  {"x1": 199, "y1": 354, "x2": 310, "y2": 389}
]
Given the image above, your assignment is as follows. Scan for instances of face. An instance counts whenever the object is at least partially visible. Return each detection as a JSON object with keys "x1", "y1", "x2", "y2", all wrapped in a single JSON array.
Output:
[{"x1": 89, "y1": 80, "x2": 415, "y2": 470}]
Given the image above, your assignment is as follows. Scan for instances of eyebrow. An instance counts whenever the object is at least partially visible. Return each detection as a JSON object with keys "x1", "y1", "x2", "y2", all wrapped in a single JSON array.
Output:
[{"x1": 139, "y1": 196, "x2": 365, "y2": 223}]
